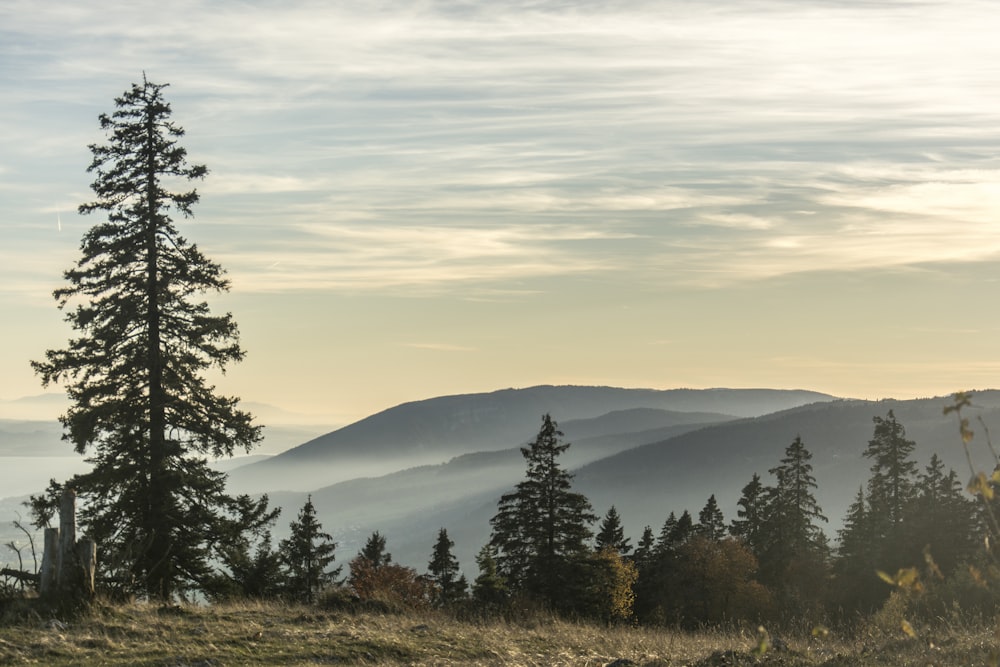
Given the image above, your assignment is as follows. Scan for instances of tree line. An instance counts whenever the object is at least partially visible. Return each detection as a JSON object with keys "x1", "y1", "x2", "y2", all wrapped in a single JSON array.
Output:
[
  {"x1": 18, "y1": 77, "x2": 999, "y2": 628},
  {"x1": 193, "y1": 408, "x2": 994, "y2": 630}
]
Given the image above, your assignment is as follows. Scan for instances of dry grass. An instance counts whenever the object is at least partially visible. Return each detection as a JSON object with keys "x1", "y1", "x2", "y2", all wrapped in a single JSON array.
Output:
[{"x1": 0, "y1": 599, "x2": 995, "y2": 666}]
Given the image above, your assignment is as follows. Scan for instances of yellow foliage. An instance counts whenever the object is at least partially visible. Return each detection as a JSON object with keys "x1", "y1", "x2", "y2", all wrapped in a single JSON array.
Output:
[
  {"x1": 348, "y1": 557, "x2": 431, "y2": 609},
  {"x1": 592, "y1": 547, "x2": 638, "y2": 622},
  {"x1": 811, "y1": 625, "x2": 829, "y2": 639},
  {"x1": 968, "y1": 472, "x2": 995, "y2": 500},
  {"x1": 922, "y1": 546, "x2": 944, "y2": 581},
  {"x1": 753, "y1": 625, "x2": 770, "y2": 656},
  {"x1": 877, "y1": 567, "x2": 923, "y2": 592}
]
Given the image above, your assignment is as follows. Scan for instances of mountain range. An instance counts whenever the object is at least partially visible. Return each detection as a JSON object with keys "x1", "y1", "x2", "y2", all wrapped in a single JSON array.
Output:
[
  {"x1": 227, "y1": 385, "x2": 833, "y2": 492},
  {"x1": 3, "y1": 385, "x2": 996, "y2": 581},
  {"x1": 231, "y1": 387, "x2": 997, "y2": 574}
]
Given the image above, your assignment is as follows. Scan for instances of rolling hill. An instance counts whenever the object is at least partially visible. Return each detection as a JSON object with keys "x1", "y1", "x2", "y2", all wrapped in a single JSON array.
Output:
[
  {"x1": 273, "y1": 392, "x2": 998, "y2": 574},
  {"x1": 227, "y1": 385, "x2": 833, "y2": 492}
]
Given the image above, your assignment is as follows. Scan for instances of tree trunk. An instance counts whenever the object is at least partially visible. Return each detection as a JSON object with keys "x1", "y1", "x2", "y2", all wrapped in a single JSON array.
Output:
[
  {"x1": 144, "y1": 102, "x2": 171, "y2": 601},
  {"x1": 77, "y1": 539, "x2": 97, "y2": 598}
]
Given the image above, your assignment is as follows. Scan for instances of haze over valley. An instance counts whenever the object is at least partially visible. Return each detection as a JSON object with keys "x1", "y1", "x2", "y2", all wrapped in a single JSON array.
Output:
[{"x1": 3, "y1": 384, "x2": 992, "y2": 575}]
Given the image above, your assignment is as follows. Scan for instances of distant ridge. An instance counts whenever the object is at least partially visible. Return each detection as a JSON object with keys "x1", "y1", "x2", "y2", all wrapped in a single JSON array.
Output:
[
  {"x1": 228, "y1": 385, "x2": 835, "y2": 492},
  {"x1": 292, "y1": 391, "x2": 1000, "y2": 571}
]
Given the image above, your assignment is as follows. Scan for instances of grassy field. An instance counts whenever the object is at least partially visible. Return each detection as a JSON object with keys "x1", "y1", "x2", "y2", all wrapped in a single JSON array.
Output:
[{"x1": 0, "y1": 599, "x2": 996, "y2": 666}]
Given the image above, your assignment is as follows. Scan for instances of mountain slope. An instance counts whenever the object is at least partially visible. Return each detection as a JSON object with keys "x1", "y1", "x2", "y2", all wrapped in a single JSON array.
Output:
[
  {"x1": 292, "y1": 393, "x2": 997, "y2": 573},
  {"x1": 570, "y1": 394, "x2": 997, "y2": 550},
  {"x1": 229, "y1": 385, "x2": 833, "y2": 492}
]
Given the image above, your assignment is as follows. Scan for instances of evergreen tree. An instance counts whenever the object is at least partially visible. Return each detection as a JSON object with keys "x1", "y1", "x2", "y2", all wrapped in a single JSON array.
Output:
[
  {"x1": 762, "y1": 435, "x2": 828, "y2": 558},
  {"x1": 730, "y1": 473, "x2": 766, "y2": 555},
  {"x1": 655, "y1": 512, "x2": 679, "y2": 558},
  {"x1": 427, "y1": 528, "x2": 466, "y2": 606},
  {"x1": 697, "y1": 494, "x2": 726, "y2": 541},
  {"x1": 489, "y1": 414, "x2": 597, "y2": 607},
  {"x1": 832, "y1": 486, "x2": 883, "y2": 614},
  {"x1": 30, "y1": 77, "x2": 270, "y2": 600},
  {"x1": 758, "y1": 435, "x2": 829, "y2": 611},
  {"x1": 864, "y1": 410, "x2": 918, "y2": 563},
  {"x1": 836, "y1": 487, "x2": 874, "y2": 573},
  {"x1": 638, "y1": 509, "x2": 695, "y2": 624},
  {"x1": 629, "y1": 524, "x2": 660, "y2": 622},
  {"x1": 632, "y1": 525, "x2": 656, "y2": 570},
  {"x1": 670, "y1": 510, "x2": 695, "y2": 548},
  {"x1": 208, "y1": 529, "x2": 284, "y2": 600},
  {"x1": 279, "y1": 496, "x2": 339, "y2": 604},
  {"x1": 359, "y1": 531, "x2": 392, "y2": 569},
  {"x1": 472, "y1": 544, "x2": 508, "y2": 607},
  {"x1": 595, "y1": 505, "x2": 632, "y2": 555},
  {"x1": 907, "y1": 454, "x2": 978, "y2": 575}
]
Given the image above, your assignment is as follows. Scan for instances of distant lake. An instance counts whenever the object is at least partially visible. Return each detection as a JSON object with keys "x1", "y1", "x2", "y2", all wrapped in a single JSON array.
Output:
[{"x1": 0, "y1": 456, "x2": 91, "y2": 499}]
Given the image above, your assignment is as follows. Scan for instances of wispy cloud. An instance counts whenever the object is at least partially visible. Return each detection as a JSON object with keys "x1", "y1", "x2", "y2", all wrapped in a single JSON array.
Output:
[
  {"x1": 216, "y1": 222, "x2": 631, "y2": 293},
  {"x1": 4, "y1": 0, "x2": 1000, "y2": 297}
]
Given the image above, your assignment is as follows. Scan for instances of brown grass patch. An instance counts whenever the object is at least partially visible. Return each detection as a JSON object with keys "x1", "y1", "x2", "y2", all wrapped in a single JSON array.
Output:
[{"x1": 0, "y1": 599, "x2": 995, "y2": 666}]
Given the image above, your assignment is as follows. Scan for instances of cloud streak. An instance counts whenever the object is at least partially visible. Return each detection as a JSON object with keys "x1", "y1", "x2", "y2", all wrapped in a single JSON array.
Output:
[{"x1": 4, "y1": 0, "x2": 1000, "y2": 297}]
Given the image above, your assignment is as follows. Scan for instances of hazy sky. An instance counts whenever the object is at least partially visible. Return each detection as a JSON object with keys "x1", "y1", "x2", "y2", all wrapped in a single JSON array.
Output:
[{"x1": 4, "y1": 0, "x2": 1000, "y2": 426}]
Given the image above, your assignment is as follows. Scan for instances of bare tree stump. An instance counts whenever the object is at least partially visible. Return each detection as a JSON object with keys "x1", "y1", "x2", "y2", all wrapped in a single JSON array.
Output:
[
  {"x1": 39, "y1": 527, "x2": 59, "y2": 598},
  {"x1": 56, "y1": 489, "x2": 77, "y2": 592},
  {"x1": 77, "y1": 539, "x2": 97, "y2": 598}
]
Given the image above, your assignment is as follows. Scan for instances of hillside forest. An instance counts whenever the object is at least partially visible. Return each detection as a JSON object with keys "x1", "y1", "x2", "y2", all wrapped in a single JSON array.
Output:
[{"x1": 183, "y1": 400, "x2": 997, "y2": 632}]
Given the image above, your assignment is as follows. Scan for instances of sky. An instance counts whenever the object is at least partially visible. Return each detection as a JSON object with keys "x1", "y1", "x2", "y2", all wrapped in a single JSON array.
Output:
[{"x1": 3, "y1": 0, "x2": 1000, "y2": 427}]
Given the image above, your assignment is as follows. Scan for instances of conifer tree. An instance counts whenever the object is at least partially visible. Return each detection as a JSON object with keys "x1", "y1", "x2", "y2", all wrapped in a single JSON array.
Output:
[
  {"x1": 697, "y1": 494, "x2": 726, "y2": 541},
  {"x1": 472, "y1": 544, "x2": 508, "y2": 607},
  {"x1": 758, "y1": 435, "x2": 829, "y2": 610},
  {"x1": 427, "y1": 528, "x2": 466, "y2": 606},
  {"x1": 632, "y1": 525, "x2": 656, "y2": 569},
  {"x1": 655, "y1": 512, "x2": 679, "y2": 558},
  {"x1": 596, "y1": 505, "x2": 632, "y2": 555},
  {"x1": 630, "y1": 524, "x2": 660, "y2": 623},
  {"x1": 730, "y1": 473, "x2": 766, "y2": 554},
  {"x1": 359, "y1": 531, "x2": 392, "y2": 568},
  {"x1": 639, "y1": 509, "x2": 695, "y2": 624},
  {"x1": 762, "y1": 435, "x2": 828, "y2": 557},
  {"x1": 666, "y1": 510, "x2": 695, "y2": 551},
  {"x1": 208, "y1": 528, "x2": 284, "y2": 600},
  {"x1": 30, "y1": 77, "x2": 271, "y2": 600},
  {"x1": 279, "y1": 495, "x2": 339, "y2": 604},
  {"x1": 907, "y1": 454, "x2": 978, "y2": 575},
  {"x1": 489, "y1": 414, "x2": 597, "y2": 607},
  {"x1": 836, "y1": 487, "x2": 873, "y2": 572},
  {"x1": 863, "y1": 410, "x2": 918, "y2": 572},
  {"x1": 832, "y1": 486, "x2": 883, "y2": 614}
]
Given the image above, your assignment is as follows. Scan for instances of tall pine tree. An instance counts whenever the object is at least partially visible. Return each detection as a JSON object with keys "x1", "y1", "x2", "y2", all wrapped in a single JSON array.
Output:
[
  {"x1": 730, "y1": 473, "x2": 766, "y2": 555},
  {"x1": 697, "y1": 494, "x2": 726, "y2": 541},
  {"x1": 489, "y1": 414, "x2": 597, "y2": 608},
  {"x1": 31, "y1": 77, "x2": 270, "y2": 600},
  {"x1": 758, "y1": 435, "x2": 829, "y2": 613},
  {"x1": 279, "y1": 496, "x2": 339, "y2": 604},
  {"x1": 471, "y1": 544, "x2": 508, "y2": 607},
  {"x1": 427, "y1": 528, "x2": 466, "y2": 606},
  {"x1": 907, "y1": 454, "x2": 978, "y2": 575},
  {"x1": 832, "y1": 486, "x2": 883, "y2": 614},
  {"x1": 632, "y1": 526, "x2": 656, "y2": 569},
  {"x1": 863, "y1": 410, "x2": 918, "y2": 572}
]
